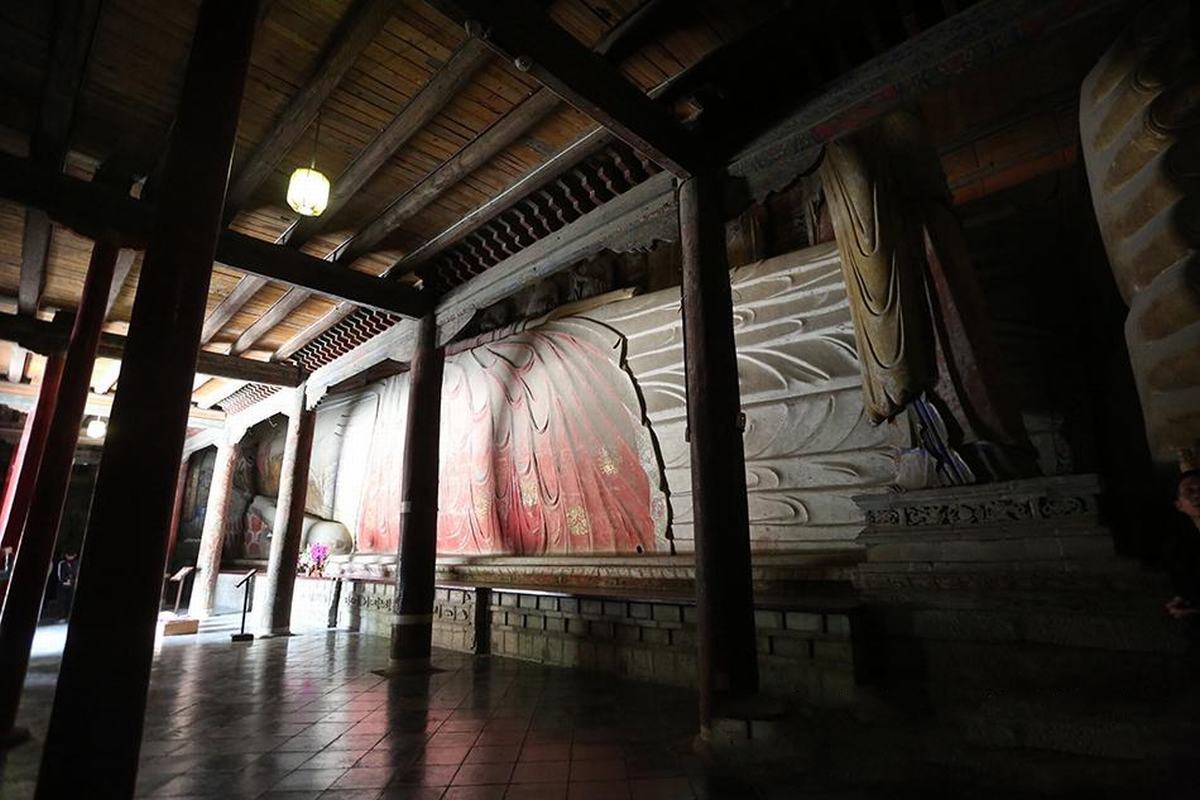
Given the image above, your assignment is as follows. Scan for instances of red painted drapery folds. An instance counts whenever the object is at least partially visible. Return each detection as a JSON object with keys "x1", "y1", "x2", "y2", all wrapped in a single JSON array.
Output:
[{"x1": 357, "y1": 318, "x2": 667, "y2": 555}]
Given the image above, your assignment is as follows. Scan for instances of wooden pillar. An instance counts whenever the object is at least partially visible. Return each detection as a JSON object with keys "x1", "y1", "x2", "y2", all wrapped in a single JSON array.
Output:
[
  {"x1": 164, "y1": 458, "x2": 190, "y2": 572},
  {"x1": 36, "y1": 2, "x2": 258, "y2": 794},
  {"x1": 188, "y1": 440, "x2": 238, "y2": 619},
  {"x1": 0, "y1": 352, "x2": 65, "y2": 554},
  {"x1": 678, "y1": 171, "x2": 759, "y2": 734},
  {"x1": 390, "y1": 314, "x2": 445, "y2": 664},
  {"x1": 258, "y1": 390, "x2": 316, "y2": 635},
  {"x1": 0, "y1": 238, "x2": 119, "y2": 741}
]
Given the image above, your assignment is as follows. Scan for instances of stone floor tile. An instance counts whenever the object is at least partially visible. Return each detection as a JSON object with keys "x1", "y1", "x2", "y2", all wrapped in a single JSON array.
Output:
[
  {"x1": 569, "y1": 760, "x2": 626, "y2": 782},
  {"x1": 443, "y1": 787, "x2": 507, "y2": 800},
  {"x1": 304, "y1": 750, "x2": 371, "y2": 770},
  {"x1": 510, "y1": 761, "x2": 570, "y2": 784},
  {"x1": 272, "y1": 768, "x2": 351, "y2": 792},
  {"x1": 567, "y1": 781, "x2": 631, "y2": 800},
  {"x1": 331, "y1": 767, "x2": 399, "y2": 789},
  {"x1": 504, "y1": 784, "x2": 568, "y2": 800},
  {"x1": 465, "y1": 745, "x2": 520, "y2": 764},
  {"x1": 450, "y1": 762, "x2": 514, "y2": 786}
]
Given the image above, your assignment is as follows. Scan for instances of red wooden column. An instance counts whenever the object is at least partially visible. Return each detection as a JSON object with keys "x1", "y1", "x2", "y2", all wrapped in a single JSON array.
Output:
[
  {"x1": 678, "y1": 171, "x2": 759, "y2": 735},
  {"x1": 36, "y1": 1, "x2": 258, "y2": 794},
  {"x1": 163, "y1": 458, "x2": 190, "y2": 571},
  {"x1": 258, "y1": 389, "x2": 317, "y2": 635},
  {"x1": 390, "y1": 314, "x2": 445, "y2": 664},
  {"x1": 187, "y1": 439, "x2": 238, "y2": 618},
  {"x1": 0, "y1": 352, "x2": 65, "y2": 554},
  {"x1": 0, "y1": 238, "x2": 119, "y2": 742}
]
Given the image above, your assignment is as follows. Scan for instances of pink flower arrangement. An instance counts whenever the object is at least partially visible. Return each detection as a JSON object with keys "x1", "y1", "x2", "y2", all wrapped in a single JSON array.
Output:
[{"x1": 297, "y1": 542, "x2": 330, "y2": 576}]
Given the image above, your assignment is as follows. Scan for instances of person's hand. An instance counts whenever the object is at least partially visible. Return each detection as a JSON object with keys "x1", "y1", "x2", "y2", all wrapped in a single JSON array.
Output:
[{"x1": 1166, "y1": 596, "x2": 1186, "y2": 612}]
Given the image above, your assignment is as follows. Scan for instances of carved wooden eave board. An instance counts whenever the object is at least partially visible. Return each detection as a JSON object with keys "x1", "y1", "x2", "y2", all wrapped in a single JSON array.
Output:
[{"x1": 304, "y1": 169, "x2": 678, "y2": 404}]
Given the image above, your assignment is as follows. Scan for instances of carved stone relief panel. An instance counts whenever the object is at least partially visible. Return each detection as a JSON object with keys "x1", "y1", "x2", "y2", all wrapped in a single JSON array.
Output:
[{"x1": 591, "y1": 243, "x2": 906, "y2": 549}]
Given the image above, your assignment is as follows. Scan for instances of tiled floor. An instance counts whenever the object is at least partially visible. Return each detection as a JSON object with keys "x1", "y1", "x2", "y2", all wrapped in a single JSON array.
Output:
[{"x1": 0, "y1": 619, "x2": 791, "y2": 800}]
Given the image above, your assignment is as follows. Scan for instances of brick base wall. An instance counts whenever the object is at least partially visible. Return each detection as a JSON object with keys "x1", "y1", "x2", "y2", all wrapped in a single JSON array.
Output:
[{"x1": 324, "y1": 580, "x2": 863, "y2": 707}]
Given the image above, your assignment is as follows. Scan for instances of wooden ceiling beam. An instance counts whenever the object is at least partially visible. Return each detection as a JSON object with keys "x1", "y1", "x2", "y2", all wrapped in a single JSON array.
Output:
[
  {"x1": 0, "y1": 152, "x2": 153, "y2": 245},
  {"x1": 204, "y1": 37, "x2": 491, "y2": 350},
  {"x1": 0, "y1": 155, "x2": 426, "y2": 319},
  {"x1": 0, "y1": 379, "x2": 225, "y2": 429},
  {"x1": 223, "y1": 0, "x2": 400, "y2": 215},
  {"x1": 0, "y1": 312, "x2": 307, "y2": 387},
  {"x1": 425, "y1": 0, "x2": 707, "y2": 178},
  {"x1": 104, "y1": 249, "x2": 137, "y2": 318},
  {"x1": 18, "y1": 0, "x2": 105, "y2": 316},
  {"x1": 254, "y1": 2, "x2": 680, "y2": 362},
  {"x1": 214, "y1": 231, "x2": 431, "y2": 317}
]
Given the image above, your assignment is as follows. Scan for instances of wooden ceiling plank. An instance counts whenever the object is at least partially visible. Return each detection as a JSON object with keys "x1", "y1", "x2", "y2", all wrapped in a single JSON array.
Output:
[
  {"x1": 19, "y1": 0, "x2": 105, "y2": 316},
  {"x1": 425, "y1": 0, "x2": 706, "y2": 178},
  {"x1": 335, "y1": 87, "x2": 561, "y2": 265},
  {"x1": 382, "y1": 125, "x2": 611, "y2": 277},
  {"x1": 231, "y1": 290, "x2": 309, "y2": 354},
  {"x1": 200, "y1": 274, "x2": 269, "y2": 343},
  {"x1": 273, "y1": 300, "x2": 355, "y2": 360},
  {"x1": 284, "y1": 37, "x2": 493, "y2": 249},
  {"x1": 263, "y1": 1, "x2": 681, "y2": 361},
  {"x1": 224, "y1": 0, "x2": 400, "y2": 215},
  {"x1": 205, "y1": 37, "x2": 492, "y2": 354},
  {"x1": 195, "y1": 379, "x2": 249, "y2": 410}
]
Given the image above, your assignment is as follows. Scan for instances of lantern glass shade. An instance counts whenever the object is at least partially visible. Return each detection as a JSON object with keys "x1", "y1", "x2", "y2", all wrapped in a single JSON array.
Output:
[
  {"x1": 287, "y1": 167, "x2": 330, "y2": 217},
  {"x1": 85, "y1": 418, "x2": 107, "y2": 439}
]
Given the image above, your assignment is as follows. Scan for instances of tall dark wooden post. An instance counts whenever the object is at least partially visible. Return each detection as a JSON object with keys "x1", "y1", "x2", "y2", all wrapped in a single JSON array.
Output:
[
  {"x1": 0, "y1": 238, "x2": 118, "y2": 742},
  {"x1": 36, "y1": 2, "x2": 258, "y2": 794},
  {"x1": 163, "y1": 458, "x2": 190, "y2": 572},
  {"x1": 188, "y1": 439, "x2": 238, "y2": 618},
  {"x1": 390, "y1": 314, "x2": 445, "y2": 664},
  {"x1": 0, "y1": 352, "x2": 65, "y2": 554},
  {"x1": 678, "y1": 171, "x2": 759, "y2": 734},
  {"x1": 259, "y1": 390, "x2": 317, "y2": 635}
]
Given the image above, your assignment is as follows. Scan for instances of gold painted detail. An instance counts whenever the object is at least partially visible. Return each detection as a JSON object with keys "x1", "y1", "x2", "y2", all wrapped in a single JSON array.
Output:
[
  {"x1": 597, "y1": 446, "x2": 618, "y2": 476},
  {"x1": 519, "y1": 476, "x2": 540, "y2": 508},
  {"x1": 566, "y1": 506, "x2": 590, "y2": 537}
]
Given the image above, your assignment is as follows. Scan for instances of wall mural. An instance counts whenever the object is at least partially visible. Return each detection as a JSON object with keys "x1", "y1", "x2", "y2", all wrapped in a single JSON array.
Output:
[
  {"x1": 356, "y1": 318, "x2": 668, "y2": 555},
  {"x1": 231, "y1": 243, "x2": 904, "y2": 562}
]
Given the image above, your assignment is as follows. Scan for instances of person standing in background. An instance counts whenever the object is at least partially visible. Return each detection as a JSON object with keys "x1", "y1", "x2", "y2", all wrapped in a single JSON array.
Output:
[{"x1": 55, "y1": 551, "x2": 78, "y2": 622}]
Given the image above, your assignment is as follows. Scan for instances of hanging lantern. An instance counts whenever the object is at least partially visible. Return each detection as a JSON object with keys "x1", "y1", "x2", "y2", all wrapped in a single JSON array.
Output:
[
  {"x1": 287, "y1": 167, "x2": 330, "y2": 217},
  {"x1": 287, "y1": 110, "x2": 330, "y2": 217},
  {"x1": 85, "y1": 418, "x2": 107, "y2": 439}
]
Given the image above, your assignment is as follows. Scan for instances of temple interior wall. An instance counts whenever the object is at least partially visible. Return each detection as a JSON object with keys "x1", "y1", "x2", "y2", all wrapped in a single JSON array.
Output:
[{"x1": 188, "y1": 242, "x2": 903, "y2": 567}]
